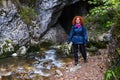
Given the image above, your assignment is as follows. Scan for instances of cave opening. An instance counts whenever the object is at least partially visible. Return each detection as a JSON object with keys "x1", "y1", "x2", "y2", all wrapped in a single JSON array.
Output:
[{"x1": 58, "y1": 1, "x2": 91, "y2": 34}]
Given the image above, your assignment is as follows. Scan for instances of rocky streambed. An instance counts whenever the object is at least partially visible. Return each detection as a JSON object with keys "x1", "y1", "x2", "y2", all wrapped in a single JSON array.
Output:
[{"x1": 0, "y1": 49, "x2": 64, "y2": 80}]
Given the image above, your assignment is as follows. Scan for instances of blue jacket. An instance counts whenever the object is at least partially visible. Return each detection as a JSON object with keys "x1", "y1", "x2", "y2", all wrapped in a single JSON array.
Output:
[{"x1": 68, "y1": 25, "x2": 88, "y2": 44}]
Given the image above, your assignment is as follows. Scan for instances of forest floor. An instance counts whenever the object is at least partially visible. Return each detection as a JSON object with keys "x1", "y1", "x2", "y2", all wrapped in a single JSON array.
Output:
[{"x1": 48, "y1": 49, "x2": 109, "y2": 80}]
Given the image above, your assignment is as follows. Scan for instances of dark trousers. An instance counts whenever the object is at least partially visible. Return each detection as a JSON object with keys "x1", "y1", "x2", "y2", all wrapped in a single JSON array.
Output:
[{"x1": 73, "y1": 44, "x2": 87, "y2": 63}]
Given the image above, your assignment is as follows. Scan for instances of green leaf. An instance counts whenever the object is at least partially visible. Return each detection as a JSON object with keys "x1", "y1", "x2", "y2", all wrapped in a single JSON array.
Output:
[{"x1": 116, "y1": 49, "x2": 120, "y2": 55}]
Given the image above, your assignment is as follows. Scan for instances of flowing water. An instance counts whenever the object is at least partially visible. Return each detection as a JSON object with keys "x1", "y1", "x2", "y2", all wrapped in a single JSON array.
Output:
[{"x1": 0, "y1": 49, "x2": 64, "y2": 80}]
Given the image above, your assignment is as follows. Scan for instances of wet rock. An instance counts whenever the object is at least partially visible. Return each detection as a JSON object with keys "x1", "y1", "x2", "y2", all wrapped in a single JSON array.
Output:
[
  {"x1": 11, "y1": 53, "x2": 17, "y2": 57},
  {"x1": 34, "y1": 0, "x2": 79, "y2": 42},
  {"x1": 55, "y1": 69, "x2": 63, "y2": 78},
  {"x1": 0, "y1": 0, "x2": 80, "y2": 48},
  {"x1": 98, "y1": 33, "x2": 112, "y2": 42},
  {"x1": 16, "y1": 46, "x2": 27, "y2": 56},
  {"x1": 0, "y1": 1, "x2": 30, "y2": 45},
  {"x1": 0, "y1": 39, "x2": 14, "y2": 56}
]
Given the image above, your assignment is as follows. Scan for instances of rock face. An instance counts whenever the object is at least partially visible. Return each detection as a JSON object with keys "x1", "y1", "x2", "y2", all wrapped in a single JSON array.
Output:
[
  {"x1": 42, "y1": 23, "x2": 68, "y2": 43},
  {"x1": 0, "y1": 0, "x2": 79, "y2": 46},
  {"x1": 0, "y1": 0, "x2": 29, "y2": 45},
  {"x1": 109, "y1": 16, "x2": 120, "y2": 55},
  {"x1": 34, "y1": 0, "x2": 79, "y2": 41}
]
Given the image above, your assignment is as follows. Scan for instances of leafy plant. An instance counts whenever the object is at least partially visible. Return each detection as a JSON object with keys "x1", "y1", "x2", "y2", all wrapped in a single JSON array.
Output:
[
  {"x1": 85, "y1": 0, "x2": 120, "y2": 31},
  {"x1": 105, "y1": 61, "x2": 120, "y2": 80},
  {"x1": 114, "y1": 63, "x2": 120, "y2": 79},
  {"x1": 105, "y1": 70, "x2": 117, "y2": 80},
  {"x1": 20, "y1": 6, "x2": 37, "y2": 26},
  {"x1": 12, "y1": 0, "x2": 37, "y2": 26}
]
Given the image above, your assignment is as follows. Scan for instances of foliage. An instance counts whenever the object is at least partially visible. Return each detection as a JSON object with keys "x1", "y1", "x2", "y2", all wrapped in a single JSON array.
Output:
[
  {"x1": 105, "y1": 69, "x2": 117, "y2": 80},
  {"x1": 20, "y1": 6, "x2": 37, "y2": 26},
  {"x1": 111, "y1": 8, "x2": 120, "y2": 47},
  {"x1": 105, "y1": 61, "x2": 120, "y2": 80},
  {"x1": 85, "y1": 0, "x2": 120, "y2": 31},
  {"x1": 11, "y1": 0, "x2": 37, "y2": 26},
  {"x1": 0, "y1": 39, "x2": 20, "y2": 59},
  {"x1": 105, "y1": 13, "x2": 120, "y2": 80},
  {"x1": 113, "y1": 62, "x2": 120, "y2": 79},
  {"x1": 59, "y1": 42, "x2": 73, "y2": 56},
  {"x1": 105, "y1": 48, "x2": 120, "y2": 80}
]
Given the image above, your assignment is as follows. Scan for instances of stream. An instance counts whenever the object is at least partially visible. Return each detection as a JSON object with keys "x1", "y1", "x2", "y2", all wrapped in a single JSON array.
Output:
[{"x1": 0, "y1": 49, "x2": 64, "y2": 80}]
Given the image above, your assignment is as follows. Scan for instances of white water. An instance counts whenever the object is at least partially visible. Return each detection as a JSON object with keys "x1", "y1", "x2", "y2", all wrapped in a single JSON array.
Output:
[{"x1": 33, "y1": 49, "x2": 63, "y2": 77}]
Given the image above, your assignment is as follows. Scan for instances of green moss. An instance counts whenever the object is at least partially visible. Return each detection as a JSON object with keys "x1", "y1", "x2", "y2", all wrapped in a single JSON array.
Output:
[
  {"x1": 19, "y1": 6, "x2": 37, "y2": 26},
  {"x1": 11, "y1": 0, "x2": 37, "y2": 26}
]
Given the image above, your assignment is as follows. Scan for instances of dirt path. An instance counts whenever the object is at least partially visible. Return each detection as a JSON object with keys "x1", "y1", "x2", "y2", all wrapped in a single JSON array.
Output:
[{"x1": 48, "y1": 49, "x2": 109, "y2": 80}]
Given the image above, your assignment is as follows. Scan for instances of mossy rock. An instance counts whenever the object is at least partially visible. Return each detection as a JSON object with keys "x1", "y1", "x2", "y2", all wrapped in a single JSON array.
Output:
[
  {"x1": 27, "y1": 41, "x2": 54, "y2": 53},
  {"x1": 19, "y1": 6, "x2": 37, "y2": 26},
  {"x1": 87, "y1": 40, "x2": 107, "y2": 49},
  {"x1": 0, "y1": 45, "x2": 20, "y2": 59}
]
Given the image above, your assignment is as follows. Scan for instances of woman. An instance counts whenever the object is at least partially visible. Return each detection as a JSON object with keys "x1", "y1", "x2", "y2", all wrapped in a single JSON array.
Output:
[{"x1": 68, "y1": 16, "x2": 88, "y2": 65}]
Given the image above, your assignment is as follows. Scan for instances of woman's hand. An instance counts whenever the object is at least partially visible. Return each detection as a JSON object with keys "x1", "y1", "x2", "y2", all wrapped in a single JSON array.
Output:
[{"x1": 68, "y1": 42, "x2": 73, "y2": 50}]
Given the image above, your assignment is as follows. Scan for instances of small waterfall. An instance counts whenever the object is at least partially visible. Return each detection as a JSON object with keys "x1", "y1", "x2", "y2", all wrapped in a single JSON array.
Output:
[{"x1": 33, "y1": 49, "x2": 63, "y2": 77}]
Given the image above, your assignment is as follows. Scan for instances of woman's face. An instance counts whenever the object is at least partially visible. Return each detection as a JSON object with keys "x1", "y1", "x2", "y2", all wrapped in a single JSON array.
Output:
[{"x1": 76, "y1": 17, "x2": 80, "y2": 24}]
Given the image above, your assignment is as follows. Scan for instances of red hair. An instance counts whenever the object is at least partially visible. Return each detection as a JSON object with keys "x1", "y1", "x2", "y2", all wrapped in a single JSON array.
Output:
[{"x1": 72, "y1": 16, "x2": 84, "y2": 25}]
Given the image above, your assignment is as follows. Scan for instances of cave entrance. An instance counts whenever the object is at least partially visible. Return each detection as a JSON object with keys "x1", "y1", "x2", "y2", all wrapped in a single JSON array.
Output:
[{"x1": 58, "y1": 1, "x2": 90, "y2": 34}]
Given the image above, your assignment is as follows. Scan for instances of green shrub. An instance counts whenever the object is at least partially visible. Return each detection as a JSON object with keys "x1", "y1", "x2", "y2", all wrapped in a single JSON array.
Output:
[
  {"x1": 19, "y1": 6, "x2": 37, "y2": 26},
  {"x1": 105, "y1": 62, "x2": 120, "y2": 80},
  {"x1": 85, "y1": 0, "x2": 120, "y2": 31},
  {"x1": 105, "y1": 69, "x2": 117, "y2": 80},
  {"x1": 12, "y1": 0, "x2": 37, "y2": 26}
]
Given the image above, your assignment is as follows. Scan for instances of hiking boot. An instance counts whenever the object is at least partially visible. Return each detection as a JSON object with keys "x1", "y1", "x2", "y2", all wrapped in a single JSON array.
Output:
[
  {"x1": 84, "y1": 59, "x2": 88, "y2": 63},
  {"x1": 74, "y1": 62, "x2": 78, "y2": 66}
]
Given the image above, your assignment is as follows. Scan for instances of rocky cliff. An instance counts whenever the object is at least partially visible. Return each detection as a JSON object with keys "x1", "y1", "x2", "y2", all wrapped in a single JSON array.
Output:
[
  {"x1": 0, "y1": 0, "x2": 84, "y2": 56},
  {"x1": 0, "y1": 0, "x2": 81, "y2": 46}
]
